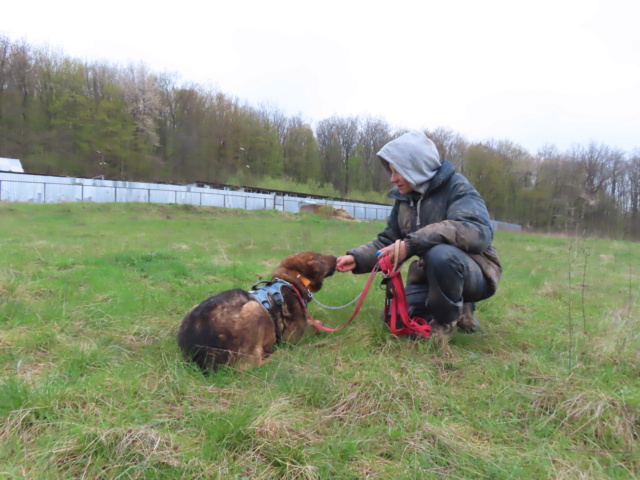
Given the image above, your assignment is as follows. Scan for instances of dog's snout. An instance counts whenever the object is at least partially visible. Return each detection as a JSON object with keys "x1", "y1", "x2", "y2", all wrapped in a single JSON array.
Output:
[{"x1": 327, "y1": 256, "x2": 337, "y2": 276}]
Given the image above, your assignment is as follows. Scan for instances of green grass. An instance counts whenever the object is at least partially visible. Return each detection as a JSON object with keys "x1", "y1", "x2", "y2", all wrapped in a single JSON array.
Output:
[{"x1": 0, "y1": 203, "x2": 638, "y2": 479}]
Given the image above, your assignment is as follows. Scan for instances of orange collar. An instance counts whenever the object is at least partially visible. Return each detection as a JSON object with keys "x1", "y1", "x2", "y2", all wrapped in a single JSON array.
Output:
[{"x1": 296, "y1": 273, "x2": 313, "y2": 292}]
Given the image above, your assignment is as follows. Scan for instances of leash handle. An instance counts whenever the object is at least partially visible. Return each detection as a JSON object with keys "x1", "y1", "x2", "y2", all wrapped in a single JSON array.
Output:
[{"x1": 393, "y1": 239, "x2": 402, "y2": 271}]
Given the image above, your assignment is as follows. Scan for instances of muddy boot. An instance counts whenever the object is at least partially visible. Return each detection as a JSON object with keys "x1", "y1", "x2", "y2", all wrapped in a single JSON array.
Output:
[
  {"x1": 427, "y1": 318, "x2": 456, "y2": 338},
  {"x1": 456, "y1": 302, "x2": 481, "y2": 334}
]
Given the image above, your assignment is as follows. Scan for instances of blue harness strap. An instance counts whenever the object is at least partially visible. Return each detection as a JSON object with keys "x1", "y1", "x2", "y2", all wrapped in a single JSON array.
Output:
[
  {"x1": 250, "y1": 280, "x2": 286, "y2": 310},
  {"x1": 249, "y1": 279, "x2": 295, "y2": 343}
]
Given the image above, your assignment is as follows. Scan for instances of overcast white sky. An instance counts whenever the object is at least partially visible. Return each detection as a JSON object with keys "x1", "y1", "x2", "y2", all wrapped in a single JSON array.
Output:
[{"x1": 3, "y1": 0, "x2": 640, "y2": 154}]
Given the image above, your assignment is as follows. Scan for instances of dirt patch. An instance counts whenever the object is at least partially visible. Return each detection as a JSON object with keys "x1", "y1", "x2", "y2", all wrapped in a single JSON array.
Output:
[
  {"x1": 333, "y1": 208, "x2": 357, "y2": 221},
  {"x1": 300, "y1": 204, "x2": 358, "y2": 221}
]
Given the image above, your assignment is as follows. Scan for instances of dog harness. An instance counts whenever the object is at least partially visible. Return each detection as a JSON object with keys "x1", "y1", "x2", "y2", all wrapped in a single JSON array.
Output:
[{"x1": 249, "y1": 279, "x2": 306, "y2": 343}]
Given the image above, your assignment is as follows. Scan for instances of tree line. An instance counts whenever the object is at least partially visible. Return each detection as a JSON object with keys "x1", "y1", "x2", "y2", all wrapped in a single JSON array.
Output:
[{"x1": 1, "y1": 35, "x2": 639, "y2": 239}]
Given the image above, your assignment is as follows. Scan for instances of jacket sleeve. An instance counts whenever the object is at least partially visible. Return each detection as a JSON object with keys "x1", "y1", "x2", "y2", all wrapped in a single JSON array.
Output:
[
  {"x1": 346, "y1": 202, "x2": 402, "y2": 274},
  {"x1": 403, "y1": 178, "x2": 494, "y2": 258}
]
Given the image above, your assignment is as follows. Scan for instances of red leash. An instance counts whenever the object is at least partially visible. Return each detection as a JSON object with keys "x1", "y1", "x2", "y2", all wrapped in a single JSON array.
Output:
[
  {"x1": 299, "y1": 255, "x2": 432, "y2": 338},
  {"x1": 378, "y1": 256, "x2": 432, "y2": 338}
]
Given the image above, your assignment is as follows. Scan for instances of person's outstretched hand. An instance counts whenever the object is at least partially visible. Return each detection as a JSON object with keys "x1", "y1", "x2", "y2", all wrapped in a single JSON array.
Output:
[{"x1": 336, "y1": 255, "x2": 356, "y2": 272}]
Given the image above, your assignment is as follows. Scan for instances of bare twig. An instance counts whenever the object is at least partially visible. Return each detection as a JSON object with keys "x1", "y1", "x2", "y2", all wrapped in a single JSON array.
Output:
[
  {"x1": 628, "y1": 263, "x2": 633, "y2": 318},
  {"x1": 568, "y1": 243, "x2": 574, "y2": 371},
  {"x1": 581, "y1": 248, "x2": 591, "y2": 334}
]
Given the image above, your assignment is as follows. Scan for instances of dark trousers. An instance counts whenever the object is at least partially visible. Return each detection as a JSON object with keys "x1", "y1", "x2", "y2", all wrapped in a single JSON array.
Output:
[{"x1": 406, "y1": 244, "x2": 490, "y2": 326}]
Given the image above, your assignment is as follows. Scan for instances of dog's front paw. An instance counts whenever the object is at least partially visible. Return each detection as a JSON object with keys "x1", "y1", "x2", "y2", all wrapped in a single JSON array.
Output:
[{"x1": 306, "y1": 320, "x2": 324, "y2": 334}]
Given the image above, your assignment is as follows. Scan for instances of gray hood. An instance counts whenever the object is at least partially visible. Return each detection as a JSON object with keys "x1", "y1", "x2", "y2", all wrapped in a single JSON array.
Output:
[{"x1": 377, "y1": 131, "x2": 441, "y2": 194}]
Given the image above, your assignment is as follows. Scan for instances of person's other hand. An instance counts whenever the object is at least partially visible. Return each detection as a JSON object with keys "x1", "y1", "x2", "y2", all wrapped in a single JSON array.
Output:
[
  {"x1": 376, "y1": 241, "x2": 408, "y2": 266},
  {"x1": 336, "y1": 255, "x2": 356, "y2": 272}
]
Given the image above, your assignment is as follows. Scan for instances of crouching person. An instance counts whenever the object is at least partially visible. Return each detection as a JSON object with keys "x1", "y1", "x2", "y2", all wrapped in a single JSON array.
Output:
[{"x1": 336, "y1": 131, "x2": 502, "y2": 336}]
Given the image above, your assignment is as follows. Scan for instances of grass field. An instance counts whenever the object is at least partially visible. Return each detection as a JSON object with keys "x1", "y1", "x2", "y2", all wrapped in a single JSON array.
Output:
[{"x1": 0, "y1": 203, "x2": 638, "y2": 479}]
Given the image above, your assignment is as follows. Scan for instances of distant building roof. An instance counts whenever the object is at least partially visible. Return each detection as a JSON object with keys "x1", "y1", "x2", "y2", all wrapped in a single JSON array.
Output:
[{"x1": 0, "y1": 157, "x2": 24, "y2": 173}]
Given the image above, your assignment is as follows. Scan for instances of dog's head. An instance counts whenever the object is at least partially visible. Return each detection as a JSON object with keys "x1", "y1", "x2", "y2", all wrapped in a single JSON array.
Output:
[{"x1": 274, "y1": 252, "x2": 337, "y2": 293}]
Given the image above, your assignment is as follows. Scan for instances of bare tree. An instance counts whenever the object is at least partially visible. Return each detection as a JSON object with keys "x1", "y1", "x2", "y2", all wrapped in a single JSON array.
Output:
[
  {"x1": 359, "y1": 116, "x2": 393, "y2": 191},
  {"x1": 625, "y1": 151, "x2": 640, "y2": 235},
  {"x1": 316, "y1": 115, "x2": 360, "y2": 195},
  {"x1": 572, "y1": 142, "x2": 614, "y2": 197},
  {"x1": 424, "y1": 126, "x2": 469, "y2": 173},
  {"x1": 117, "y1": 62, "x2": 162, "y2": 149},
  {"x1": 282, "y1": 114, "x2": 318, "y2": 182},
  {"x1": 605, "y1": 147, "x2": 626, "y2": 206},
  {"x1": 8, "y1": 40, "x2": 33, "y2": 156},
  {"x1": 0, "y1": 35, "x2": 11, "y2": 124},
  {"x1": 316, "y1": 116, "x2": 341, "y2": 186},
  {"x1": 337, "y1": 116, "x2": 360, "y2": 195},
  {"x1": 257, "y1": 102, "x2": 288, "y2": 155}
]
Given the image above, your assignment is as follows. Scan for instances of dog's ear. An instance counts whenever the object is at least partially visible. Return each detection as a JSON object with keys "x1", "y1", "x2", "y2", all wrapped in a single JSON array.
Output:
[
  {"x1": 303, "y1": 258, "x2": 319, "y2": 281},
  {"x1": 304, "y1": 254, "x2": 335, "y2": 290},
  {"x1": 305, "y1": 254, "x2": 321, "y2": 271},
  {"x1": 303, "y1": 256, "x2": 325, "y2": 292}
]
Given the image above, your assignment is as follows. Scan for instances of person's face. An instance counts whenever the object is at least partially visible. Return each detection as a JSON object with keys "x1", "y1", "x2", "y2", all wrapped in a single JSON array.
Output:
[{"x1": 389, "y1": 166, "x2": 414, "y2": 194}]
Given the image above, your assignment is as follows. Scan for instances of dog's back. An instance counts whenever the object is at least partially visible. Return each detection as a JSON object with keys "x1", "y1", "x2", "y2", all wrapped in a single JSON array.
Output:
[{"x1": 178, "y1": 289, "x2": 274, "y2": 370}]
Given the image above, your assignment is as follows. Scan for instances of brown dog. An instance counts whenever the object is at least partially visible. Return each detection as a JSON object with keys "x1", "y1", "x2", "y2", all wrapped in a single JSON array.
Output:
[{"x1": 177, "y1": 252, "x2": 337, "y2": 370}]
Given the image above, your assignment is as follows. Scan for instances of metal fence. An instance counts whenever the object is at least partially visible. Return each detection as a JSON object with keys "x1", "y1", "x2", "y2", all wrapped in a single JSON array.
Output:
[
  {"x1": 0, "y1": 172, "x2": 392, "y2": 221},
  {"x1": 0, "y1": 171, "x2": 521, "y2": 231}
]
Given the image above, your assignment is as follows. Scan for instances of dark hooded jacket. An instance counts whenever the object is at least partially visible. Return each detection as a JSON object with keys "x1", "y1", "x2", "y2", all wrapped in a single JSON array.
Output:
[{"x1": 347, "y1": 134, "x2": 502, "y2": 298}]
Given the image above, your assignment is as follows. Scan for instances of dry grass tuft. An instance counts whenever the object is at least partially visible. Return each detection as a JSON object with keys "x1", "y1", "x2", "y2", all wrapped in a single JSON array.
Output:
[
  {"x1": 199, "y1": 385, "x2": 249, "y2": 411},
  {"x1": 123, "y1": 326, "x2": 162, "y2": 348},
  {"x1": 49, "y1": 425, "x2": 181, "y2": 478},
  {"x1": 408, "y1": 421, "x2": 494, "y2": 460},
  {"x1": 531, "y1": 385, "x2": 639, "y2": 452},
  {"x1": 561, "y1": 393, "x2": 638, "y2": 448},
  {"x1": 549, "y1": 456, "x2": 617, "y2": 480},
  {"x1": 16, "y1": 357, "x2": 55, "y2": 384},
  {"x1": 349, "y1": 456, "x2": 396, "y2": 479},
  {"x1": 0, "y1": 408, "x2": 43, "y2": 442},
  {"x1": 250, "y1": 400, "x2": 320, "y2": 445},
  {"x1": 246, "y1": 401, "x2": 322, "y2": 480},
  {"x1": 539, "y1": 281, "x2": 564, "y2": 299},
  {"x1": 589, "y1": 309, "x2": 640, "y2": 363},
  {"x1": 321, "y1": 375, "x2": 434, "y2": 426},
  {"x1": 598, "y1": 254, "x2": 615, "y2": 264},
  {"x1": 0, "y1": 271, "x2": 33, "y2": 303},
  {"x1": 261, "y1": 258, "x2": 280, "y2": 269}
]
